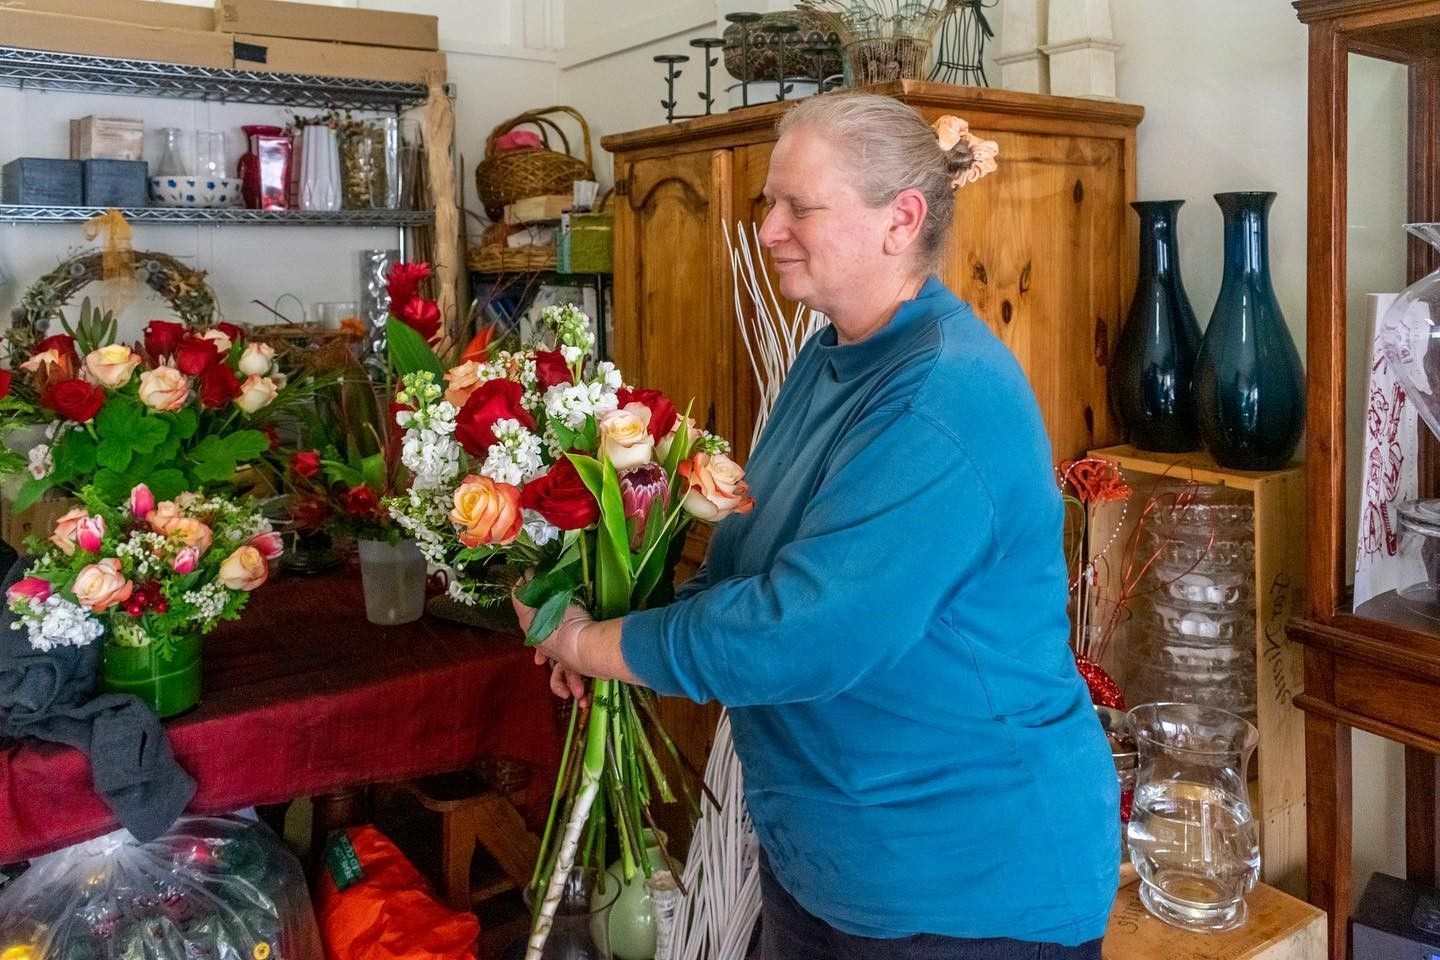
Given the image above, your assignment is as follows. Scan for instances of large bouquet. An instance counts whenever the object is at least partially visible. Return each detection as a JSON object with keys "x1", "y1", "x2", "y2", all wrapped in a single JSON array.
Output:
[
  {"x1": 386, "y1": 303, "x2": 752, "y2": 957},
  {"x1": 3, "y1": 302, "x2": 294, "y2": 511}
]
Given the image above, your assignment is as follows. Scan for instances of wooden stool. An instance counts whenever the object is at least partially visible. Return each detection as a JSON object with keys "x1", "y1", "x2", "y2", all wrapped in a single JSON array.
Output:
[{"x1": 392, "y1": 764, "x2": 541, "y2": 912}]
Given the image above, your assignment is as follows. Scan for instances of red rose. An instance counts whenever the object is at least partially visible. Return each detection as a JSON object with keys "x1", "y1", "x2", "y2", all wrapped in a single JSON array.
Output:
[
  {"x1": 290, "y1": 450, "x2": 321, "y2": 478},
  {"x1": 35, "y1": 334, "x2": 77, "y2": 359},
  {"x1": 198, "y1": 364, "x2": 240, "y2": 408},
  {"x1": 398, "y1": 297, "x2": 441, "y2": 341},
  {"x1": 386, "y1": 262, "x2": 432, "y2": 311},
  {"x1": 176, "y1": 335, "x2": 221, "y2": 376},
  {"x1": 520, "y1": 459, "x2": 599, "y2": 530},
  {"x1": 454, "y1": 379, "x2": 535, "y2": 458},
  {"x1": 0, "y1": 369, "x2": 12, "y2": 400},
  {"x1": 344, "y1": 484, "x2": 379, "y2": 518},
  {"x1": 143, "y1": 320, "x2": 185, "y2": 358},
  {"x1": 215, "y1": 322, "x2": 245, "y2": 345},
  {"x1": 616, "y1": 387, "x2": 679, "y2": 442},
  {"x1": 535, "y1": 348, "x2": 573, "y2": 392},
  {"x1": 42, "y1": 379, "x2": 105, "y2": 423}
]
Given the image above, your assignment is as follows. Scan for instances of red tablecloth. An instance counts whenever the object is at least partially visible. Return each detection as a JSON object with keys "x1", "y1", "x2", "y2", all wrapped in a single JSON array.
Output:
[{"x1": 0, "y1": 573, "x2": 561, "y2": 862}]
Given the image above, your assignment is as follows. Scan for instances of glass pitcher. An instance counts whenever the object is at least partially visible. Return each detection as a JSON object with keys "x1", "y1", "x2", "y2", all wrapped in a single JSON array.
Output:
[{"x1": 1125, "y1": 702, "x2": 1260, "y2": 932}]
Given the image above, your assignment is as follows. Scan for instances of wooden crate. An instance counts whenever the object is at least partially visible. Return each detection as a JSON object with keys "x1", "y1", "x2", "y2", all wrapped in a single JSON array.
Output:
[
  {"x1": 1088, "y1": 444, "x2": 1307, "y2": 896},
  {"x1": 1105, "y1": 869, "x2": 1324, "y2": 960}
]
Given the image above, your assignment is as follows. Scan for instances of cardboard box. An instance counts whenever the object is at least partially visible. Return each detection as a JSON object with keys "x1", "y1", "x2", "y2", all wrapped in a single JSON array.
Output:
[
  {"x1": 0, "y1": 0, "x2": 215, "y2": 31},
  {"x1": 70, "y1": 116, "x2": 144, "y2": 162},
  {"x1": 232, "y1": 34, "x2": 445, "y2": 85},
  {"x1": 2, "y1": 158, "x2": 83, "y2": 205},
  {"x1": 0, "y1": 9, "x2": 233, "y2": 69},
  {"x1": 504, "y1": 194, "x2": 572, "y2": 225},
  {"x1": 216, "y1": 0, "x2": 438, "y2": 51},
  {"x1": 82, "y1": 159, "x2": 149, "y2": 207}
]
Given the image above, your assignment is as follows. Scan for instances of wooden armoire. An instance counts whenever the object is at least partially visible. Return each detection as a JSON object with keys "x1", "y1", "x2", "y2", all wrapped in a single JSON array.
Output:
[{"x1": 601, "y1": 80, "x2": 1144, "y2": 825}]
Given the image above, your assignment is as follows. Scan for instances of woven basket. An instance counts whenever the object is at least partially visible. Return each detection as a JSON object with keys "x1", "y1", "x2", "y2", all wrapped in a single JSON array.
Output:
[
  {"x1": 475, "y1": 106, "x2": 595, "y2": 220},
  {"x1": 467, "y1": 242, "x2": 556, "y2": 273}
]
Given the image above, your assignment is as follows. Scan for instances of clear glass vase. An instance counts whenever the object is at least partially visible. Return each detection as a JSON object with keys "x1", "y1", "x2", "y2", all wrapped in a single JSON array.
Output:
[
  {"x1": 1126, "y1": 703, "x2": 1261, "y2": 933},
  {"x1": 357, "y1": 538, "x2": 426, "y2": 625},
  {"x1": 504, "y1": 867, "x2": 620, "y2": 960}
]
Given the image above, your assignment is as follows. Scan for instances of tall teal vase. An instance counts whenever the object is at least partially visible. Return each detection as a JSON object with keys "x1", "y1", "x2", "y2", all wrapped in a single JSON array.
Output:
[{"x1": 1193, "y1": 192, "x2": 1305, "y2": 470}]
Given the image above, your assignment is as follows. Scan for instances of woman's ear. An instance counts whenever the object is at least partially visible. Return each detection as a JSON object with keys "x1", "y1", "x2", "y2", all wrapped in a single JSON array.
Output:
[{"x1": 884, "y1": 188, "x2": 928, "y2": 256}]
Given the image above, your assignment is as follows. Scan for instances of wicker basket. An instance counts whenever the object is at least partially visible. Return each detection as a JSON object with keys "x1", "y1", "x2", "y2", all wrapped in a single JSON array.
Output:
[
  {"x1": 475, "y1": 106, "x2": 595, "y2": 220},
  {"x1": 467, "y1": 242, "x2": 556, "y2": 273}
]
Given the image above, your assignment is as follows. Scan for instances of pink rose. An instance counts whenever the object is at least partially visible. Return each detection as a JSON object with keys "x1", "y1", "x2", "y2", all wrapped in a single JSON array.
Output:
[
  {"x1": 249, "y1": 530, "x2": 284, "y2": 560},
  {"x1": 218, "y1": 545, "x2": 268, "y2": 591},
  {"x1": 7, "y1": 577, "x2": 52, "y2": 605},
  {"x1": 171, "y1": 546, "x2": 200, "y2": 575},
  {"x1": 50, "y1": 508, "x2": 89, "y2": 555},
  {"x1": 76, "y1": 515, "x2": 105, "y2": 553},
  {"x1": 84, "y1": 345, "x2": 143, "y2": 389},
  {"x1": 677, "y1": 452, "x2": 754, "y2": 522},
  {"x1": 129, "y1": 484, "x2": 155, "y2": 519},
  {"x1": 72, "y1": 558, "x2": 133, "y2": 612},
  {"x1": 137, "y1": 366, "x2": 190, "y2": 412}
]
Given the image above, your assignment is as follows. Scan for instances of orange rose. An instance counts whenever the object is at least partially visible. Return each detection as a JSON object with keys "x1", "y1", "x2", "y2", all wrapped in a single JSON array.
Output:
[
  {"x1": 146, "y1": 501, "x2": 183, "y2": 534},
  {"x1": 443, "y1": 361, "x2": 485, "y2": 407},
  {"x1": 138, "y1": 366, "x2": 190, "y2": 412},
  {"x1": 217, "y1": 545, "x2": 268, "y2": 591},
  {"x1": 449, "y1": 474, "x2": 523, "y2": 547},
  {"x1": 161, "y1": 517, "x2": 213, "y2": 555},
  {"x1": 72, "y1": 558, "x2": 134, "y2": 611},
  {"x1": 677, "y1": 452, "x2": 754, "y2": 522},
  {"x1": 83, "y1": 345, "x2": 142, "y2": 389},
  {"x1": 50, "y1": 507, "x2": 89, "y2": 555},
  {"x1": 598, "y1": 408, "x2": 655, "y2": 470}
]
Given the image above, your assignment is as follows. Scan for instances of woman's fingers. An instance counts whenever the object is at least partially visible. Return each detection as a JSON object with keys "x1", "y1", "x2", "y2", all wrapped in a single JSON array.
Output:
[{"x1": 549, "y1": 663, "x2": 573, "y2": 699}]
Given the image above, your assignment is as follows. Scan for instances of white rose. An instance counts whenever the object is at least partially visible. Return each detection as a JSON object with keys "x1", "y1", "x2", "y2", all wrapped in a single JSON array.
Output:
[
  {"x1": 597, "y1": 409, "x2": 655, "y2": 471},
  {"x1": 234, "y1": 373, "x2": 279, "y2": 413},
  {"x1": 237, "y1": 342, "x2": 275, "y2": 377}
]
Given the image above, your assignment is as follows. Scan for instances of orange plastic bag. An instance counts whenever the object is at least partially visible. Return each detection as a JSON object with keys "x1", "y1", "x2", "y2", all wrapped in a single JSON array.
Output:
[{"x1": 314, "y1": 825, "x2": 481, "y2": 960}]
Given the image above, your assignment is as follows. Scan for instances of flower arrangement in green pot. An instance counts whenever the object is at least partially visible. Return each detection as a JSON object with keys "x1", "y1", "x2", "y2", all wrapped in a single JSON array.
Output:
[{"x1": 8, "y1": 483, "x2": 279, "y2": 716}]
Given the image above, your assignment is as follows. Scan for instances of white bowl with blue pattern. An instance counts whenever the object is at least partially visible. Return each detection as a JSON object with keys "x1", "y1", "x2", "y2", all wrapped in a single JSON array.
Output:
[{"x1": 149, "y1": 176, "x2": 242, "y2": 208}]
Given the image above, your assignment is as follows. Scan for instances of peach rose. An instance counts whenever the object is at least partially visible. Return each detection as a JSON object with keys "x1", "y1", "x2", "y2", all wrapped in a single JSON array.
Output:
[
  {"x1": 237, "y1": 342, "x2": 275, "y2": 377},
  {"x1": 218, "y1": 545, "x2": 268, "y2": 591},
  {"x1": 677, "y1": 452, "x2": 754, "y2": 522},
  {"x1": 656, "y1": 415, "x2": 703, "y2": 462},
  {"x1": 72, "y1": 558, "x2": 133, "y2": 612},
  {"x1": 234, "y1": 374, "x2": 279, "y2": 413},
  {"x1": 83, "y1": 345, "x2": 142, "y2": 389},
  {"x1": 137, "y1": 366, "x2": 190, "y2": 412},
  {"x1": 598, "y1": 408, "x2": 655, "y2": 471},
  {"x1": 161, "y1": 517, "x2": 213, "y2": 555},
  {"x1": 147, "y1": 500, "x2": 182, "y2": 534},
  {"x1": 443, "y1": 361, "x2": 485, "y2": 407},
  {"x1": 449, "y1": 474, "x2": 523, "y2": 547},
  {"x1": 50, "y1": 507, "x2": 89, "y2": 555}
]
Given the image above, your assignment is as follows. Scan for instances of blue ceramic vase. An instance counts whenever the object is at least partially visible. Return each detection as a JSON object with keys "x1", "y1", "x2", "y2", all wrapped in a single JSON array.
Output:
[
  {"x1": 1110, "y1": 200, "x2": 1203, "y2": 452},
  {"x1": 1193, "y1": 192, "x2": 1304, "y2": 470}
]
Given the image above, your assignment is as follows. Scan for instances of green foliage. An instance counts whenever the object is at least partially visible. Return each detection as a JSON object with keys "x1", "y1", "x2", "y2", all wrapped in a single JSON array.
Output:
[
  {"x1": 188, "y1": 431, "x2": 269, "y2": 485},
  {"x1": 386, "y1": 318, "x2": 443, "y2": 378}
]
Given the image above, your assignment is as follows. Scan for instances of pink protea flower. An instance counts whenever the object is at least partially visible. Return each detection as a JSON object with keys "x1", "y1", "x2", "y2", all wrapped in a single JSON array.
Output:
[
  {"x1": 7, "y1": 577, "x2": 52, "y2": 605},
  {"x1": 76, "y1": 515, "x2": 105, "y2": 553},
  {"x1": 619, "y1": 463, "x2": 670, "y2": 546},
  {"x1": 129, "y1": 483, "x2": 155, "y2": 518}
]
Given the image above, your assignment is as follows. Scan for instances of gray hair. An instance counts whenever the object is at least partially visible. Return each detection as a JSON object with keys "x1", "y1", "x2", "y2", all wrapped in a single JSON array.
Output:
[{"x1": 776, "y1": 91, "x2": 974, "y2": 270}]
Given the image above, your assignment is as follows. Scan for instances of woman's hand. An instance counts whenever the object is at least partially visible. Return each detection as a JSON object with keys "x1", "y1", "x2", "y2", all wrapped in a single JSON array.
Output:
[{"x1": 512, "y1": 584, "x2": 594, "y2": 705}]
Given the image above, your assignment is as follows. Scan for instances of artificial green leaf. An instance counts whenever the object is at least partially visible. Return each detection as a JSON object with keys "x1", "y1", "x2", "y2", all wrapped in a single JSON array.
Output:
[
  {"x1": 95, "y1": 399, "x2": 140, "y2": 439},
  {"x1": 131, "y1": 417, "x2": 169, "y2": 453},
  {"x1": 169, "y1": 407, "x2": 199, "y2": 440},
  {"x1": 525, "y1": 585, "x2": 575, "y2": 646},
  {"x1": 94, "y1": 438, "x2": 135, "y2": 472},
  {"x1": 386, "y1": 318, "x2": 443, "y2": 378},
  {"x1": 50, "y1": 429, "x2": 97, "y2": 484}
]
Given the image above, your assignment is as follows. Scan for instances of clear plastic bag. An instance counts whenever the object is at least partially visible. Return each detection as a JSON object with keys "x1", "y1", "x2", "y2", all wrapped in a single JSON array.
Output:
[{"x1": 0, "y1": 815, "x2": 321, "y2": 960}]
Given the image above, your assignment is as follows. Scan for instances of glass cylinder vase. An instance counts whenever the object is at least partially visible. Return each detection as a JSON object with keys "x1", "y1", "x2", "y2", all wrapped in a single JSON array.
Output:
[
  {"x1": 1192, "y1": 191, "x2": 1305, "y2": 470},
  {"x1": 357, "y1": 538, "x2": 426, "y2": 625},
  {"x1": 102, "y1": 633, "x2": 201, "y2": 718},
  {"x1": 1110, "y1": 200, "x2": 1202, "y2": 452},
  {"x1": 504, "y1": 866, "x2": 620, "y2": 960}
]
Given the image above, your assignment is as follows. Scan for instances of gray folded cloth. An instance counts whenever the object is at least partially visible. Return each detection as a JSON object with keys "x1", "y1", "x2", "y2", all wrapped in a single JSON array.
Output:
[{"x1": 0, "y1": 557, "x2": 196, "y2": 846}]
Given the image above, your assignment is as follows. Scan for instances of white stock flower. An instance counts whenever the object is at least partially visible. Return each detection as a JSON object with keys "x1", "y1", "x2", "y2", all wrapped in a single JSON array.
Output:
[
  {"x1": 480, "y1": 419, "x2": 545, "y2": 487},
  {"x1": 20, "y1": 595, "x2": 103, "y2": 652},
  {"x1": 27, "y1": 443, "x2": 52, "y2": 480},
  {"x1": 522, "y1": 510, "x2": 560, "y2": 548}
]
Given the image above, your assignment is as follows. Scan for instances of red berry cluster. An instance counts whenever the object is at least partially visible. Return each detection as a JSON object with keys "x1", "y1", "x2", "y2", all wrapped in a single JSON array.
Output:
[{"x1": 124, "y1": 581, "x2": 170, "y2": 617}]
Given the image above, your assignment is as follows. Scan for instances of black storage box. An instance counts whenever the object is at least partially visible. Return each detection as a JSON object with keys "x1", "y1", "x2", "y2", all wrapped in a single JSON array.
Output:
[
  {"x1": 1, "y1": 158, "x2": 82, "y2": 205},
  {"x1": 82, "y1": 159, "x2": 148, "y2": 207}
]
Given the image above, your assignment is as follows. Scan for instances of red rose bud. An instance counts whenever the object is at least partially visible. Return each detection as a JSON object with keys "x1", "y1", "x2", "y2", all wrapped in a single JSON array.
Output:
[
  {"x1": 176, "y1": 335, "x2": 222, "y2": 375},
  {"x1": 534, "y1": 348, "x2": 574, "y2": 392},
  {"x1": 215, "y1": 322, "x2": 245, "y2": 345},
  {"x1": 0, "y1": 369, "x2": 12, "y2": 400},
  {"x1": 197, "y1": 363, "x2": 240, "y2": 408},
  {"x1": 398, "y1": 297, "x2": 441, "y2": 341},
  {"x1": 386, "y1": 261, "x2": 432, "y2": 311},
  {"x1": 290, "y1": 450, "x2": 321, "y2": 478},
  {"x1": 616, "y1": 386, "x2": 679, "y2": 442},
  {"x1": 42, "y1": 379, "x2": 105, "y2": 422},
  {"x1": 454, "y1": 379, "x2": 535, "y2": 458},
  {"x1": 519, "y1": 458, "x2": 600, "y2": 530},
  {"x1": 344, "y1": 484, "x2": 380, "y2": 517},
  {"x1": 143, "y1": 320, "x2": 185, "y2": 358}
]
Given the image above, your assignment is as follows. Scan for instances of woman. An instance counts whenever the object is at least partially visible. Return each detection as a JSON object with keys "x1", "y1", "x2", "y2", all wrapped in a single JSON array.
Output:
[{"x1": 516, "y1": 92, "x2": 1118, "y2": 959}]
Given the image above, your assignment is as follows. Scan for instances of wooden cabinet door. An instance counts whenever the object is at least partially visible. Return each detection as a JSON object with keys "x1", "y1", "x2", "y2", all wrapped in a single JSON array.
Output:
[{"x1": 944, "y1": 131, "x2": 1129, "y2": 463}]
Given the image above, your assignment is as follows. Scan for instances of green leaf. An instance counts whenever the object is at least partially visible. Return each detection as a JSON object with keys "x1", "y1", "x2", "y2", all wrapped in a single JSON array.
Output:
[
  {"x1": 359, "y1": 452, "x2": 387, "y2": 492},
  {"x1": 663, "y1": 400, "x2": 696, "y2": 481},
  {"x1": 386, "y1": 318, "x2": 443, "y2": 378},
  {"x1": 516, "y1": 561, "x2": 581, "y2": 609},
  {"x1": 95, "y1": 399, "x2": 140, "y2": 439},
  {"x1": 525, "y1": 585, "x2": 575, "y2": 646},
  {"x1": 590, "y1": 458, "x2": 633, "y2": 620},
  {"x1": 322, "y1": 460, "x2": 364, "y2": 488},
  {"x1": 146, "y1": 469, "x2": 186, "y2": 501},
  {"x1": 91, "y1": 468, "x2": 134, "y2": 502},
  {"x1": 14, "y1": 476, "x2": 55, "y2": 513},
  {"x1": 169, "y1": 407, "x2": 199, "y2": 440},
  {"x1": 189, "y1": 432, "x2": 266, "y2": 484},
  {"x1": 131, "y1": 417, "x2": 169, "y2": 453},
  {"x1": 50, "y1": 430, "x2": 97, "y2": 485},
  {"x1": 94, "y1": 437, "x2": 134, "y2": 471},
  {"x1": 224, "y1": 430, "x2": 270, "y2": 464},
  {"x1": 631, "y1": 503, "x2": 672, "y2": 608}
]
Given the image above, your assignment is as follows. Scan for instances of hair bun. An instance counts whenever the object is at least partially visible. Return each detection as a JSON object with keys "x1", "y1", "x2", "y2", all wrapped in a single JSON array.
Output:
[{"x1": 943, "y1": 139, "x2": 976, "y2": 180}]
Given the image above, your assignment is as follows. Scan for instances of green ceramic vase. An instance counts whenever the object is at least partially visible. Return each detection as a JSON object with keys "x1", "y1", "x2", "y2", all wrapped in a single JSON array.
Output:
[
  {"x1": 591, "y1": 829, "x2": 666, "y2": 960},
  {"x1": 101, "y1": 634, "x2": 201, "y2": 717}
]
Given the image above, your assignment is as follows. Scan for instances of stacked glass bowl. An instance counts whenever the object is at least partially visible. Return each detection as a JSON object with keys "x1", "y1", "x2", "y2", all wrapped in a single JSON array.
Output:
[{"x1": 1129, "y1": 484, "x2": 1258, "y2": 722}]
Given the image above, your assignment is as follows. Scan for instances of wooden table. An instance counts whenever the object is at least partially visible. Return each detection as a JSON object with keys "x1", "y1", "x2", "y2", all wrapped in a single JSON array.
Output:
[{"x1": 0, "y1": 573, "x2": 561, "y2": 863}]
